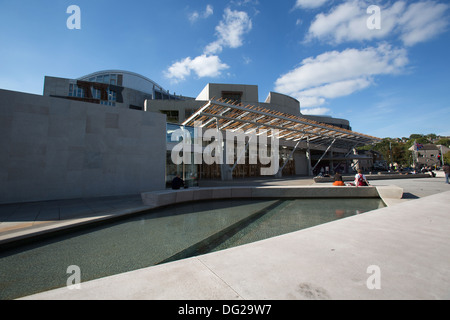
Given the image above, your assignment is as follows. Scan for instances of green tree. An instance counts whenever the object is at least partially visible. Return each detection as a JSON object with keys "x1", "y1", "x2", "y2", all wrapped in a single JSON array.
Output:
[
  {"x1": 409, "y1": 134, "x2": 424, "y2": 140},
  {"x1": 437, "y1": 138, "x2": 450, "y2": 147},
  {"x1": 359, "y1": 133, "x2": 447, "y2": 168},
  {"x1": 444, "y1": 152, "x2": 450, "y2": 165}
]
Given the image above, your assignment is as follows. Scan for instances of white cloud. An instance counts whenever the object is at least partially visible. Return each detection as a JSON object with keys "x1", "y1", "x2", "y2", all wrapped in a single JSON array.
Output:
[
  {"x1": 243, "y1": 55, "x2": 252, "y2": 65},
  {"x1": 167, "y1": 8, "x2": 252, "y2": 82},
  {"x1": 189, "y1": 4, "x2": 214, "y2": 23},
  {"x1": 295, "y1": 0, "x2": 329, "y2": 9},
  {"x1": 299, "y1": 78, "x2": 372, "y2": 100},
  {"x1": 165, "y1": 55, "x2": 229, "y2": 82},
  {"x1": 399, "y1": 1, "x2": 450, "y2": 46},
  {"x1": 205, "y1": 4, "x2": 214, "y2": 18},
  {"x1": 302, "y1": 107, "x2": 331, "y2": 115},
  {"x1": 274, "y1": 44, "x2": 409, "y2": 110},
  {"x1": 205, "y1": 8, "x2": 252, "y2": 54},
  {"x1": 231, "y1": 0, "x2": 260, "y2": 7},
  {"x1": 306, "y1": 0, "x2": 449, "y2": 46}
]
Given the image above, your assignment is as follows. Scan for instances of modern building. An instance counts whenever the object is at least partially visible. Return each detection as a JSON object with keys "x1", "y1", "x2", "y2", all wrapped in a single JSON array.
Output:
[
  {"x1": 43, "y1": 72, "x2": 352, "y2": 129},
  {"x1": 43, "y1": 70, "x2": 191, "y2": 111},
  {"x1": 0, "y1": 70, "x2": 382, "y2": 204}
]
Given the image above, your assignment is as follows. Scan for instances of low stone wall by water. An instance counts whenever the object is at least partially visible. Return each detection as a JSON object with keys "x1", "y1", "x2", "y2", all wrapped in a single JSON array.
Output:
[{"x1": 141, "y1": 186, "x2": 403, "y2": 209}]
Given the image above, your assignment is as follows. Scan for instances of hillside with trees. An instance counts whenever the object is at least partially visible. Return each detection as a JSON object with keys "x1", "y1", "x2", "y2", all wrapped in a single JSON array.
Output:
[{"x1": 359, "y1": 134, "x2": 450, "y2": 168}]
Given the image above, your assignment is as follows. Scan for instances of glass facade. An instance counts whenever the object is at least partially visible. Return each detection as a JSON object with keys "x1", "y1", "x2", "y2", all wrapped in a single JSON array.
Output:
[
  {"x1": 75, "y1": 71, "x2": 186, "y2": 105},
  {"x1": 71, "y1": 72, "x2": 123, "y2": 106},
  {"x1": 166, "y1": 124, "x2": 198, "y2": 188},
  {"x1": 85, "y1": 73, "x2": 121, "y2": 86},
  {"x1": 160, "y1": 110, "x2": 179, "y2": 124},
  {"x1": 165, "y1": 151, "x2": 199, "y2": 189},
  {"x1": 68, "y1": 81, "x2": 117, "y2": 106}
]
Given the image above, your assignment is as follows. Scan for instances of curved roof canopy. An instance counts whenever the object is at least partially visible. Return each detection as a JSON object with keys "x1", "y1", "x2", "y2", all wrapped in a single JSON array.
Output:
[
  {"x1": 182, "y1": 99, "x2": 382, "y2": 149},
  {"x1": 78, "y1": 70, "x2": 167, "y2": 94}
]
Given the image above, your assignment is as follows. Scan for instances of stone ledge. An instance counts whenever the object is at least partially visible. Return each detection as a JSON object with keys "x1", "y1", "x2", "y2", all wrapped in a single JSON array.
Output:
[
  {"x1": 141, "y1": 186, "x2": 404, "y2": 209},
  {"x1": 314, "y1": 173, "x2": 431, "y2": 183}
]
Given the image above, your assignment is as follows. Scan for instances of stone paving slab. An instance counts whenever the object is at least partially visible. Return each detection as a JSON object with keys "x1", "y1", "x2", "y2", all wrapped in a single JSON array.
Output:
[
  {"x1": 1, "y1": 175, "x2": 450, "y2": 300},
  {"x1": 0, "y1": 196, "x2": 152, "y2": 246},
  {"x1": 21, "y1": 190, "x2": 450, "y2": 300}
]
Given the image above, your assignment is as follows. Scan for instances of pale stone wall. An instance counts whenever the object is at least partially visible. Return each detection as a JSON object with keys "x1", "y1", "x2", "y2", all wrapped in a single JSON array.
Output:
[{"x1": 0, "y1": 89, "x2": 166, "y2": 204}]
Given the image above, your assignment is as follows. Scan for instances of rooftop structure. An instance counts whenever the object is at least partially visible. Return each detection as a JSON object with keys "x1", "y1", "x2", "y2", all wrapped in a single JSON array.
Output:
[
  {"x1": 44, "y1": 70, "x2": 190, "y2": 111},
  {"x1": 182, "y1": 99, "x2": 377, "y2": 150},
  {"x1": 50, "y1": 71, "x2": 375, "y2": 183}
]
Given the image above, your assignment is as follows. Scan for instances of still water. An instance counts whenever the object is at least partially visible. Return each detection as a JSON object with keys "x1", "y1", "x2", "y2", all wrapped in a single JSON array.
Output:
[{"x1": 0, "y1": 198, "x2": 385, "y2": 299}]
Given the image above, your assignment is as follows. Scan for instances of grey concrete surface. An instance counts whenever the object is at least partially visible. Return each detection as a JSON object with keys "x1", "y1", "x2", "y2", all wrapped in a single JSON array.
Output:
[
  {"x1": 1, "y1": 174, "x2": 449, "y2": 300},
  {"x1": 0, "y1": 195, "x2": 152, "y2": 246},
  {"x1": 0, "y1": 89, "x2": 167, "y2": 204},
  {"x1": 141, "y1": 185, "x2": 403, "y2": 208},
  {"x1": 20, "y1": 189, "x2": 450, "y2": 300}
]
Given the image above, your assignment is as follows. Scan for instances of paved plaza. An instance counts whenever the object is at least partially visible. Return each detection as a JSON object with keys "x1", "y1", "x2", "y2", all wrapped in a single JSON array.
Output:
[{"x1": 1, "y1": 173, "x2": 449, "y2": 300}]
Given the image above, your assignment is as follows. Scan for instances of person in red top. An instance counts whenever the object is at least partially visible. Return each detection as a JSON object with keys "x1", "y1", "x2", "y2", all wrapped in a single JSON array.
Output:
[{"x1": 355, "y1": 169, "x2": 370, "y2": 187}]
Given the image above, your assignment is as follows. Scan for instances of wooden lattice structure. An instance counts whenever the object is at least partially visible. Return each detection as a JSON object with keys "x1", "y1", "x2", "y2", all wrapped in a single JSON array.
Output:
[{"x1": 182, "y1": 99, "x2": 382, "y2": 150}]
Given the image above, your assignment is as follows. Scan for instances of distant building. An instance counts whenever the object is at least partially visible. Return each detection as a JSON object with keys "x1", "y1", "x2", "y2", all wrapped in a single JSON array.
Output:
[
  {"x1": 352, "y1": 150, "x2": 387, "y2": 172},
  {"x1": 409, "y1": 143, "x2": 450, "y2": 167}
]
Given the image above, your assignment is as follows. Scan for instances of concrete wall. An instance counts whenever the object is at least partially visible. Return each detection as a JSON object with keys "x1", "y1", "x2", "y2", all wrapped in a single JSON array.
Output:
[
  {"x1": 302, "y1": 114, "x2": 351, "y2": 130},
  {"x1": 144, "y1": 99, "x2": 206, "y2": 123},
  {"x1": 294, "y1": 151, "x2": 309, "y2": 176},
  {"x1": 0, "y1": 89, "x2": 166, "y2": 204},
  {"x1": 196, "y1": 83, "x2": 259, "y2": 104},
  {"x1": 264, "y1": 92, "x2": 301, "y2": 117},
  {"x1": 43, "y1": 77, "x2": 71, "y2": 97}
]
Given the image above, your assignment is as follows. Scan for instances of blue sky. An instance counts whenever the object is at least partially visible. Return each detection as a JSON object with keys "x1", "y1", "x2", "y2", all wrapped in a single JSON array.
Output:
[{"x1": 1, "y1": 0, "x2": 449, "y2": 139}]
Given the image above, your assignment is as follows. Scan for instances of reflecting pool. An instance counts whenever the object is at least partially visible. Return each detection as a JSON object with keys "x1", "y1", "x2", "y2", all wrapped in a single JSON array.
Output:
[{"x1": 0, "y1": 198, "x2": 385, "y2": 299}]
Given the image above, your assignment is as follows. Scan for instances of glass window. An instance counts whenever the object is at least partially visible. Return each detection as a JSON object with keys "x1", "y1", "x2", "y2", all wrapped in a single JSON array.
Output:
[
  {"x1": 166, "y1": 124, "x2": 195, "y2": 143},
  {"x1": 103, "y1": 75, "x2": 110, "y2": 84},
  {"x1": 222, "y1": 91, "x2": 243, "y2": 103},
  {"x1": 165, "y1": 150, "x2": 199, "y2": 188},
  {"x1": 161, "y1": 110, "x2": 179, "y2": 124},
  {"x1": 96, "y1": 75, "x2": 103, "y2": 82}
]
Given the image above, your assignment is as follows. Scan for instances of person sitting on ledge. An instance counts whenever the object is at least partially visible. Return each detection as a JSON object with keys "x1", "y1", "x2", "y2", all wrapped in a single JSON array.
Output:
[
  {"x1": 171, "y1": 175, "x2": 185, "y2": 190},
  {"x1": 333, "y1": 171, "x2": 345, "y2": 186},
  {"x1": 355, "y1": 169, "x2": 370, "y2": 187}
]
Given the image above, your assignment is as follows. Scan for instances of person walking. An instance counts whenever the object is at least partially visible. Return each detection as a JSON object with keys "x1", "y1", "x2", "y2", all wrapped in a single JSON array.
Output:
[{"x1": 443, "y1": 163, "x2": 450, "y2": 184}]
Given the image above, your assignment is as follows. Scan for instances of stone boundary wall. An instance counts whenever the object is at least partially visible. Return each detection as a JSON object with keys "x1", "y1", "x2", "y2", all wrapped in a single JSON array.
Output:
[{"x1": 0, "y1": 89, "x2": 166, "y2": 204}]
